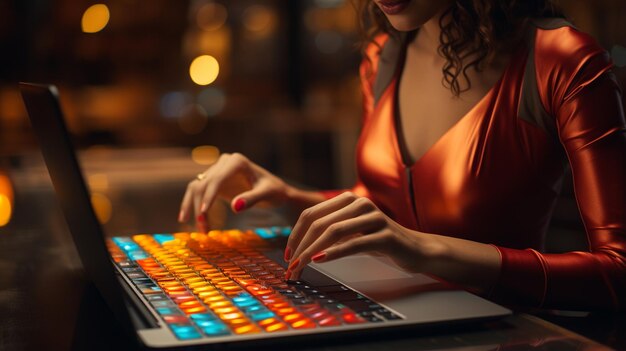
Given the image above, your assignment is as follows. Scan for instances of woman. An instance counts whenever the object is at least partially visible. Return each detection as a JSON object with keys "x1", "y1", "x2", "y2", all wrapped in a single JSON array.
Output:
[{"x1": 179, "y1": 0, "x2": 626, "y2": 310}]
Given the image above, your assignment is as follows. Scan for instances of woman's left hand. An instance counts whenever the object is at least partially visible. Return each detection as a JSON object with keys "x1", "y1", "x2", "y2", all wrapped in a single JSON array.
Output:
[{"x1": 284, "y1": 192, "x2": 444, "y2": 280}]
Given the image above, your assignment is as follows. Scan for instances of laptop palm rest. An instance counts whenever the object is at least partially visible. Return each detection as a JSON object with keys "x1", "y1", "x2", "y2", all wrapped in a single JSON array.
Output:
[{"x1": 311, "y1": 255, "x2": 511, "y2": 323}]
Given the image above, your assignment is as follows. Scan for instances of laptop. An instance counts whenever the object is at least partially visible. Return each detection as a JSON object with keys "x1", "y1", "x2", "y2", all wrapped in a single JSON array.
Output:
[{"x1": 19, "y1": 82, "x2": 511, "y2": 348}]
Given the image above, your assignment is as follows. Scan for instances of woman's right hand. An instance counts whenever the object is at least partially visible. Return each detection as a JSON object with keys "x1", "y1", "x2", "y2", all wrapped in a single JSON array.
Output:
[{"x1": 178, "y1": 153, "x2": 291, "y2": 232}]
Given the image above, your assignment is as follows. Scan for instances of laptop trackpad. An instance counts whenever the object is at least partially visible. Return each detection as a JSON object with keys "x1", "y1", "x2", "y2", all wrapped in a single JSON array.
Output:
[
  {"x1": 313, "y1": 255, "x2": 413, "y2": 283},
  {"x1": 312, "y1": 255, "x2": 448, "y2": 302}
]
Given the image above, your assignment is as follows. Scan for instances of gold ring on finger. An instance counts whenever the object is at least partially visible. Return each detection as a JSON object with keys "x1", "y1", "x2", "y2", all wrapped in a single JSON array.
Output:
[{"x1": 196, "y1": 173, "x2": 206, "y2": 181}]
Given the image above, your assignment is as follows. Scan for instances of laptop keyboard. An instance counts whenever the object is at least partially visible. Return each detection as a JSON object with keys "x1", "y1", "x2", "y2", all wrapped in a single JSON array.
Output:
[{"x1": 107, "y1": 227, "x2": 402, "y2": 340}]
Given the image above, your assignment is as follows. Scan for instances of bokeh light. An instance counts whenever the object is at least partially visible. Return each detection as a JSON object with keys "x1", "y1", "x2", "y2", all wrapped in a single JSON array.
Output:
[
  {"x1": 197, "y1": 87, "x2": 226, "y2": 116},
  {"x1": 191, "y1": 145, "x2": 220, "y2": 165},
  {"x1": 81, "y1": 4, "x2": 110, "y2": 33},
  {"x1": 243, "y1": 5, "x2": 277, "y2": 37},
  {"x1": 88, "y1": 173, "x2": 109, "y2": 192},
  {"x1": 0, "y1": 195, "x2": 11, "y2": 227},
  {"x1": 189, "y1": 55, "x2": 220, "y2": 86},
  {"x1": 196, "y1": 2, "x2": 228, "y2": 31},
  {"x1": 0, "y1": 173, "x2": 13, "y2": 227},
  {"x1": 160, "y1": 91, "x2": 192, "y2": 118},
  {"x1": 91, "y1": 193, "x2": 112, "y2": 224}
]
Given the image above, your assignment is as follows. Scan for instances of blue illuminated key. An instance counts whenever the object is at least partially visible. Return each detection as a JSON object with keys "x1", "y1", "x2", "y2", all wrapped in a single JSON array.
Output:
[
  {"x1": 201, "y1": 323, "x2": 230, "y2": 336},
  {"x1": 170, "y1": 325, "x2": 202, "y2": 340},
  {"x1": 254, "y1": 228, "x2": 276, "y2": 239},
  {"x1": 190, "y1": 313, "x2": 215, "y2": 321},
  {"x1": 156, "y1": 307, "x2": 178, "y2": 315},
  {"x1": 242, "y1": 305, "x2": 264, "y2": 313}
]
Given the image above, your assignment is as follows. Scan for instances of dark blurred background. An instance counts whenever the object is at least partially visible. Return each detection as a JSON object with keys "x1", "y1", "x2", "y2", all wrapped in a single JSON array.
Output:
[{"x1": 0, "y1": 0, "x2": 625, "y2": 238}]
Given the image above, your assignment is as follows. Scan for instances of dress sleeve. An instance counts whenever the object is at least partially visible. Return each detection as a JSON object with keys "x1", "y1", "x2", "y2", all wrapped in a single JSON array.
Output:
[
  {"x1": 490, "y1": 27, "x2": 626, "y2": 310},
  {"x1": 320, "y1": 36, "x2": 388, "y2": 200}
]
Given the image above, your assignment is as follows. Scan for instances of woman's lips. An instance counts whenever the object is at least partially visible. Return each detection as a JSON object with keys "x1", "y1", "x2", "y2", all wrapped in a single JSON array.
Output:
[{"x1": 377, "y1": 0, "x2": 411, "y2": 15}]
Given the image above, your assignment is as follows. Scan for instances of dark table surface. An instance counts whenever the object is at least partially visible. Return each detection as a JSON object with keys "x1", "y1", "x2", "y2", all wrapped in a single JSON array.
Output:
[{"x1": 1, "y1": 149, "x2": 624, "y2": 351}]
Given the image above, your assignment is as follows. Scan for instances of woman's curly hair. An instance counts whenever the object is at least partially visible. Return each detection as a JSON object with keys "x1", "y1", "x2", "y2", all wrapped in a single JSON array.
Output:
[{"x1": 356, "y1": 1, "x2": 563, "y2": 96}]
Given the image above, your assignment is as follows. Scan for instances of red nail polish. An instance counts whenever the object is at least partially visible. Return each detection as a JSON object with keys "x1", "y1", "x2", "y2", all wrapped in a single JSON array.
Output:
[
  {"x1": 284, "y1": 270, "x2": 291, "y2": 281},
  {"x1": 311, "y1": 251, "x2": 326, "y2": 262},
  {"x1": 284, "y1": 247, "x2": 292, "y2": 261},
  {"x1": 288, "y1": 258, "x2": 300, "y2": 271},
  {"x1": 196, "y1": 214, "x2": 205, "y2": 222},
  {"x1": 233, "y1": 198, "x2": 246, "y2": 212}
]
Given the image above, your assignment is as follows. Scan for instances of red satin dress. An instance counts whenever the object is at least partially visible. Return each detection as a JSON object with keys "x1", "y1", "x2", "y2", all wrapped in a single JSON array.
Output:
[{"x1": 323, "y1": 24, "x2": 626, "y2": 310}]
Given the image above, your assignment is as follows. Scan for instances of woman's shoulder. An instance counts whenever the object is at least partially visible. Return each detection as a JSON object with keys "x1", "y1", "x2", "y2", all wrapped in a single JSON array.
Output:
[
  {"x1": 530, "y1": 19, "x2": 614, "y2": 105},
  {"x1": 531, "y1": 19, "x2": 612, "y2": 76}
]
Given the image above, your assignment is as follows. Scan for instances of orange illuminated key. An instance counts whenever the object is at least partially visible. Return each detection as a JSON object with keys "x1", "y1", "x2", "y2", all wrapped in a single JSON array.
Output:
[
  {"x1": 200, "y1": 269, "x2": 220, "y2": 276},
  {"x1": 258, "y1": 318, "x2": 279, "y2": 327},
  {"x1": 233, "y1": 278, "x2": 258, "y2": 286},
  {"x1": 159, "y1": 281, "x2": 182, "y2": 288},
  {"x1": 233, "y1": 324, "x2": 260, "y2": 334},
  {"x1": 184, "y1": 277, "x2": 204, "y2": 284},
  {"x1": 167, "y1": 290, "x2": 191, "y2": 297},
  {"x1": 208, "y1": 301, "x2": 231, "y2": 309},
  {"x1": 173, "y1": 295, "x2": 196, "y2": 304},
  {"x1": 164, "y1": 286, "x2": 186, "y2": 293},
  {"x1": 275, "y1": 307, "x2": 296, "y2": 316},
  {"x1": 177, "y1": 273, "x2": 198, "y2": 279},
  {"x1": 283, "y1": 313, "x2": 305, "y2": 322},
  {"x1": 214, "y1": 307, "x2": 238, "y2": 314},
  {"x1": 197, "y1": 291, "x2": 221, "y2": 299},
  {"x1": 179, "y1": 301, "x2": 202, "y2": 309},
  {"x1": 268, "y1": 302, "x2": 290, "y2": 309},
  {"x1": 150, "y1": 272, "x2": 172, "y2": 279},
  {"x1": 183, "y1": 306, "x2": 207, "y2": 314},
  {"x1": 291, "y1": 319, "x2": 316, "y2": 329},
  {"x1": 188, "y1": 282, "x2": 210, "y2": 289},
  {"x1": 204, "y1": 296, "x2": 226, "y2": 304},
  {"x1": 219, "y1": 312, "x2": 244, "y2": 321},
  {"x1": 264, "y1": 322, "x2": 288, "y2": 332}
]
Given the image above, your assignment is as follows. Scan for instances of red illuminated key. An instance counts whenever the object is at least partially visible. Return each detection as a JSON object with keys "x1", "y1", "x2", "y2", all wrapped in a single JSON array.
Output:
[{"x1": 163, "y1": 315, "x2": 189, "y2": 324}]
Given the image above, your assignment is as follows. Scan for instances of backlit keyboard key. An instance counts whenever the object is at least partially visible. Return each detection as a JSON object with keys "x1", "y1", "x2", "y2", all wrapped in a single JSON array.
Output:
[
  {"x1": 233, "y1": 324, "x2": 260, "y2": 334},
  {"x1": 163, "y1": 315, "x2": 190, "y2": 324},
  {"x1": 318, "y1": 315, "x2": 341, "y2": 327},
  {"x1": 290, "y1": 319, "x2": 316, "y2": 329},
  {"x1": 170, "y1": 325, "x2": 202, "y2": 340},
  {"x1": 201, "y1": 323, "x2": 231, "y2": 336}
]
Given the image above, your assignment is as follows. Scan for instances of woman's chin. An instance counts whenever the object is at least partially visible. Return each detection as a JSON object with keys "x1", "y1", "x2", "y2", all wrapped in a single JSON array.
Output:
[{"x1": 387, "y1": 18, "x2": 421, "y2": 32}]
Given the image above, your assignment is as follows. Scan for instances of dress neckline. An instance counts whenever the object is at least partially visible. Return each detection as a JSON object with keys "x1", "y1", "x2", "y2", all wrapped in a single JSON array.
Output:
[{"x1": 392, "y1": 37, "x2": 520, "y2": 168}]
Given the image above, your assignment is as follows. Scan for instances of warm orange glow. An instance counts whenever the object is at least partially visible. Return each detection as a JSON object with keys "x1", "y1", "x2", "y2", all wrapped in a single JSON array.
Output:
[
  {"x1": 0, "y1": 173, "x2": 13, "y2": 227},
  {"x1": 88, "y1": 173, "x2": 109, "y2": 192},
  {"x1": 191, "y1": 145, "x2": 220, "y2": 165},
  {"x1": 0, "y1": 194, "x2": 11, "y2": 227},
  {"x1": 91, "y1": 193, "x2": 112, "y2": 224},
  {"x1": 81, "y1": 4, "x2": 110, "y2": 33},
  {"x1": 197, "y1": 3, "x2": 228, "y2": 31},
  {"x1": 189, "y1": 55, "x2": 219, "y2": 86},
  {"x1": 243, "y1": 5, "x2": 277, "y2": 37}
]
